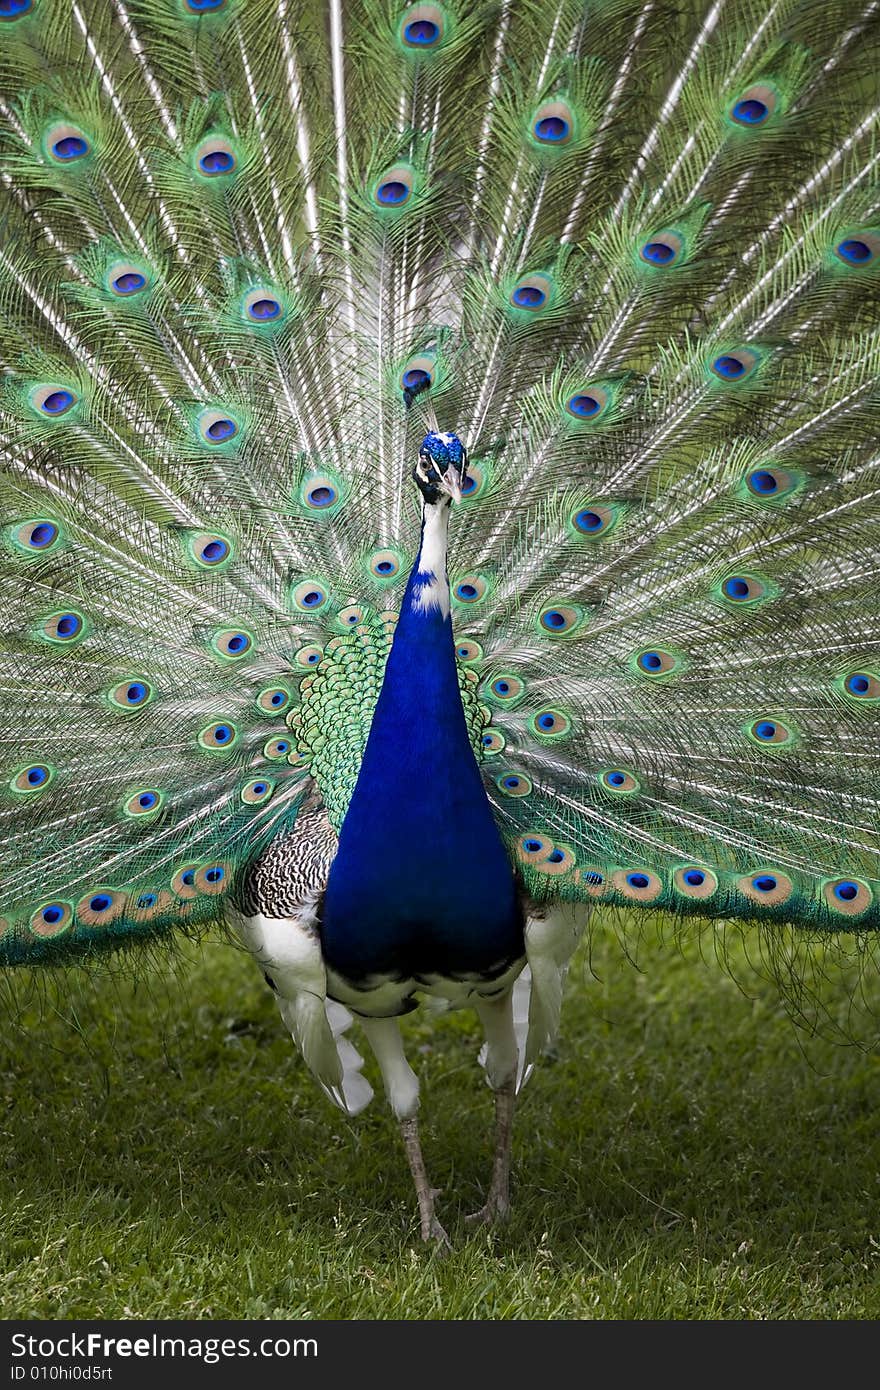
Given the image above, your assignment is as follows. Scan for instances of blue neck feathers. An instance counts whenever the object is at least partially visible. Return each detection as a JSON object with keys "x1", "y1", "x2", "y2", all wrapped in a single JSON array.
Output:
[{"x1": 321, "y1": 499, "x2": 522, "y2": 981}]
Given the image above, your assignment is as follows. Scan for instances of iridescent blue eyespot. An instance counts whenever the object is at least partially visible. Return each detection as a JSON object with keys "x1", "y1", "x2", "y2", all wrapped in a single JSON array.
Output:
[
  {"x1": 524, "y1": 839, "x2": 542, "y2": 852},
  {"x1": 186, "y1": 0, "x2": 227, "y2": 9},
  {"x1": 247, "y1": 297, "x2": 281, "y2": 320},
  {"x1": 753, "y1": 874, "x2": 777, "y2": 893},
  {"x1": 205, "y1": 418, "x2": 236, "y2": 442},
  {"x1": 0, "y1": 0, "x2": 33, "y2": 17},
  {"x1": 42, "y1": 905, "x2": 63, "y2": 924},
  {"x1": 377, "y1": 180, "x2": 409, "y2": 205},
  {"x1": 567, "y1": 394, "x2": 600, "y2": 418},
  {"x1": 456, "y1": 582, "x2": 477, "y2": 601},
  {"x1": 28, "y1": 767, "x2": 48, "y2": 786},
  {"x1": 28, "y1": 522, "x2": 59, "y2": 549},
  {"x1": 138, "y1": 792, "x2": 158, "y2": 810},
  {"x1": 205, "y1": 866, "x2": 224, "y2": 883},
  {"x1": 52, "y1": 135, "x2": 89, "y2": 161},
  {"x1": 534, "y1": 116, "x2": 570, "y2": 142},
  {"x1": 404, "y1": 19, "x2": 439, "y2": 44},
  {"x1": 200, "y1": 538, "x2": 229, "y2": 564},
  {"x1": 608, "y1": 772, "x2": 625, "y2": 787},
  {"x1": 512, "y1": 284, "x2": 545, "y2": 308},
  {"x1": 712, "y1": 354, "x2": 746, "y2": 378},
  {"x1": 576, "y1": 510, "x2": 602, "y2": 531},
  {"x1": 639, "y1": 651, "x2": 662, "y2": 671},
  {"x1": 835, "y1": 881, "x2": 858, "y2": 901},
  {"x1": 90, "y1": 894, "x2": 112, "y2": 912},
  {"x1": 836, "y1": 239, "x2": 871, "y2": 264},
  {"x1": 537, "y1": 713, "x2": 555, "y2": 730},
  {"x1": 494, "y1": 681, "x2": 509, "y2": 694},
  {"x1": 547, "y1": 850, "x2": 565, "y2": 864},
  {"x1": 108, "y1": 677, "x2": 154, "y2": 710},
  {"x1": 732, "y1": 98, "x2": 768, "y2": 125},
  {"x1": 112, "y1": 271, "x2": 147, "y2": 295},
  {"x1": 845, "y1": 673, "x2": 874, "y2": 696},
  {"x1": 303, "y1": 591, "x2": 322, "y2": 607},
  {"x1": 627, "y1": 873, "x2": 649, "y2": 889},
  {"x1": 308, "y1": 485, "x2": 336, "y2": 507},
  {"x1": 137, "y1": 893, "x2": 158, "y2": 909},
  {"x1": 684, "y1": 869, "x2": 705, "y2": 887},
  {"x1": 40, "y1": 390, "x2": 75, "y2": 416},
  {"x1": 754, "y1": 720, "x2": 776, "y2": 740},
  {"x1": 748, "y1": 470, "x2": 777, "y2": 494},
  {"x1": 542, "y1": 611, "x2": 566, "y2": 629},
  {"x1": 402, "y1": 367, "x2": 431, "y2": 391},
  {"x1": 182, "y1": 870, "x2": 195, "y2": 885},
  {"x1": 126, "y1": 682, "x2": 146, "y2": 703},
  {"x1": 504, "y1": 776, "x2": 521, "y2": 789},
  {"x1": 641, "y1": 240, "x2": 676, "y2": 264},
  {"x1": 199, "y1": 149, "x2": 234, "y2": 175},
  {"x1": 724, "y1": 577, "x2": 750, "y2": 599}
]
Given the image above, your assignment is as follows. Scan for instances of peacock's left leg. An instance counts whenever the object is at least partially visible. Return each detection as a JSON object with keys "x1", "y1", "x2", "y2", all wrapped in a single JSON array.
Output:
[
  {"x1": 466, "y1": 990, "x2": 519, "y2": 1226},
  {"x1": 358, "y1": 1014, "x2": 451, "y2": 1251}
]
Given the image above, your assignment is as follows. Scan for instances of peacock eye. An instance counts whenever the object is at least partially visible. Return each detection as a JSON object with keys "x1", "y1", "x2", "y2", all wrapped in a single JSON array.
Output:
[
  {"x1": 198, "y1": 409, "x2": 239, "y2": 444},
  {"x1": 243, "y1": 288, "x2": 283, "y2": 322},
  {"x1": 199, "y1": 720, "x2": 239, "y2": 750},
  {"x1": 639, "y1": 231, "x2": 684, "y2": 267},
  {"x1": 530, "y1": 100, "x2": 575, "y2": 146},
  {"x1": 453, "y1": 575, "x2": 488, "y2": 604},
  {"x1": 30, "y1": 385, "x2": 78, "y2": 417},
  {"x1": 47, "y1": 125, "x2": 90, "y2": 162},
  {"x1": 738, "y1": 870, "x2": 793, "y2": 905},
  {"x1": 109, "y1": 678, "x2": 154, "y2": 710},
  {"x1": 241, "y1": 778, "x2": 275, "y2": 805},
  {"x1": 12, "y1": 764, "x2": 54, "y2": 794},
  {"x1": 747, "y1": 717, "x2": 794, "y2": 747},
  {"x1": 0, "y1": 0, "x2": 33, "y2": 18},
  {"x1": 124, "y1": 789, "x2": 164, "y2": 817},
  {"x1": 674, "y1": 865, "x2": 718, "y2": 898},
  {"x1": 600, "y1": 769, "x2": 639, "y2": 794},
  {"x1": 291, "y1": 579, "x2": 330, "y2": 613},
  {"x1": 509, "y1": 274, "x2": 552, "y2": 310},
  {"x1": 538, "y1": 605, "x2": 582, "y2": 636},
  {"x1": 211, "y1": 628, "x2": 253, "y2": 659},
  {"x1": 295, "y1": 644, "x2": 324, "y2": 668},
  {"x1": 824, "y1": 877, "x2": 872, "y2": 916},
  {"x1": 374, "y1": 166, "x2": 415, "y2": 209},
  {"x1": 40, "y1": 610, "x2": 85, "y2": 643},
  {"x1": 30, "y1": 901, "x2": 73, "y2": 936},
  {"x1": 257, "y1": 685, "x2": 292, "y2": 712},
  {"x1": 196, "y1": 139, "x2": 237, "y2": 177},
  {"x1": 834, "y1": 234, "x2": 879, "y2": 267},
  {"x1": 188, "y1": 532, "x2": 233, "y2": 569},
  {"x1": 369, "y1": 550, "x2": 402, "y2": 580},
  {"x1": 399, "y1": 4, "x2": 445, "y2": 48},
  {"x1": 496, "y1": 771, "x2": 532, "y2": 797},
  {"x1": 530, "y1": 709, "x2": 571, "y2": 739},
  {"x1": 635, "y1": 648, "x2": 679, "y2": 676},
  {"x1": 843, "y1": 671, "x2": 879, "y2": 699}
]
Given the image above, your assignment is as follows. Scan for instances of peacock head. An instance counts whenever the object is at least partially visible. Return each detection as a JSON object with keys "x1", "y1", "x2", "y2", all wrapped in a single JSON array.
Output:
[{"x1": 414, "y1": 432, "x2": 469, "y2": 505}]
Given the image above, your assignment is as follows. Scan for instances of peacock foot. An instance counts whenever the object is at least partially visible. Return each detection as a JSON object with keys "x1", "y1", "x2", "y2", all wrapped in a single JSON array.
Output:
[
  {"x1": 422, "y1": 1213, "x2": 453, "y2": 1251},
  {"x1": 465, "y1": 1189, "x2": 510, "y2": 1228}
]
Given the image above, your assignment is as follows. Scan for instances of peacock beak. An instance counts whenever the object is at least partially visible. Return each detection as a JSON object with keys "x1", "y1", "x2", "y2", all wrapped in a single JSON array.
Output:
[{"x1": 438, "y1": 469, "x2": 463, "y2": 504}]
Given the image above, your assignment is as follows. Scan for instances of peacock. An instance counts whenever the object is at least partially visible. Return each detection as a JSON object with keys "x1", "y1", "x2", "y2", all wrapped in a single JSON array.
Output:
[{"x1": 1, "y1": 0, "x2": 878, "y2": 1251}]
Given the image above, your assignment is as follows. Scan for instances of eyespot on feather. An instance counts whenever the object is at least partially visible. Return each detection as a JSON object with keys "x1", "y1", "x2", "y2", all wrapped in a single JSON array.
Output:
[
  {"x1": 300, "y1": 474, "x2": 342, "y2": 511},
  {"x1": 172, "y1": 865, "x2": 199, "y2": 900},
  {"x1": 29, "y1": 384, "x2": 78, "y2": 419},
  {"x1": 46, "y1": 123, "x2": 91, "y2": 163},
  {"x1": 399, "y1": 354, "x2": 435, "y2": 395},
  {"x1": 0, "y1": 0, "x2": 33, "y2": 19},
  {"x1": 564, "y1": 386, "x2": 609, "y2": 421},
  {"x1": 509, "y1": 274, "x2": 553, "y2": 312},
  {"x1": 634, "y1": 648, "x2": 679, "y2": 677},
  {"x1": 11, "y1": 764, "x2": 54, "y2": 795},
  {"x1": 496, "y1": 771, "x2": 532, "y2": 798},
  {"x1": 368, "y1": 549, "x2": 403, "y2": 581},
  {"x1": 195, "y1": 138, "x2": 237, "y2": 178},
  {"x1": 294, "y1": 644, "x2": 324, "y2": 669},
  {"x1": 198, "y1": 409, "x2": 240, "y2": 445},
  {"x1": 639, "y1": 231, "x2": 684, "y2": 267},
  {"x1": 108, "y1": 262, "x2": 150, "y2": 298},
  {"x1": 600, "y1": 769, "x2": 639, "y2": 794},
  {"x1": 196, "y1": 862, "x2": 231, "y2": 894},
  {"x1": 211, "y1": 628, "x2": 253, "y2": 660},
  {"x1": 529, "y1": 709, "x2": 571, "y2": 739},
  {"x1": 455, "y1": 639, "x2": 483, "y2": 663},
  {"x1": 198, "y1": 720, "x2": 239, "y2": 750},
  {"x1": 30, "y1": 901, "x2": 73, "y2": 937},
  {"x1": 109, "y1": 678, "x2": 154, "y2": 711},
  {"x1": 374, "y1": 165, "x2": 415, "y2": 209},
  {"x1": 673, "y1": 866, "x2": 718, "y2": 899},
  {"x1": 485, "y1": 674, "x2": 525, "y2": 705},
  {"x1": 532, "y1": 845, "x2": 576, "y2": 875},
  {"x1": 452, "y1": 575, "x2": 488, "y2": 605},
  {"x1": 242, "y1": 288, "x2": 284, "y2": 323},
  {"x1": 399, "y1": 4, "x2": 445, "y2": 49},
  {"x1": 480, "y1": 729, "x2": 505, "y2": 754},
  {"x1": 717, "y1": 573, "x2": 769, "y2": 604},
  {"x1": 76, "y1": 888, "x2": 127, "y2": 925},
  {"x1": 517, "y1": 835, "x2": 553, "y2": 865},
  {"x1": 833, "y1": 231, "x2": 879, "y2": 268},
  {"x1": 729, "y1": 85, "x2": 778, "y2": 127},
  {"x1": 746, "y1": 717, "x2": 795, "y2": 747},
  {"x1": 613, "y1": 869, "x2": 663, "y2": 902},
  {"x1": 338, "y1": 605, "x2": 365, "y2": 628},
  {"x1": 823, "y1": 878, "x2": 873, "y2": 917},
  {"x1": 241, "y1": 778, "x2": 275, "y2": 805},
  {"x1": 571, "y1": 503, "x2": 618, "y2": 539},
  {"x1": 538, "y1": 605, "x2": 582, "y2": 636},
  {"x1": 186, "y1": 531, "x2": 233, "y2": 569},
  {"x1": 738, "y1": 870, "x2": 793, "y2": 906},
  {"x1": 123, "y1": 788, "x2": 164, "y2": 818},
  {"x1": 530, "y1": 99, "x2": 576, "y2": 147},
  {"x1": 575, "y1": 867, "x2": 608, "y2": 898},
  {"x1": 257, "y1": 685, "x2": 293, "y2": 712},
  {"x1": 291, "y1": 580, "x2": 330, "y2": 614},
  {"x1": 841, "y1": 670, "x2": 880, "y2": 701},
  {"x1": 263, "y1": 736, "x2": 292, "y2": 760},
  {"x1": 708, "y1": 348, "x2": 761, "y2": 383},
  {"x1": 12, "y1": 518, "x2": 62, "y2": 556},
  {"x1": 132, "y1": 888, "x2": 172, "y2": 921},
  {"x1": 39, "y1": 610, "x2": 85, "y2": 644}
]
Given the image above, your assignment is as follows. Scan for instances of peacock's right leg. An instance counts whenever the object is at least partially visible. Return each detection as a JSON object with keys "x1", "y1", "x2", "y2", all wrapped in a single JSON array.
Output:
[
  {"x1": 358, "y1": 1014, "x2": 451, "y2": 1251},
  {"x1": 466, "y1": 990, "x2": 519, "y2": 1226}
]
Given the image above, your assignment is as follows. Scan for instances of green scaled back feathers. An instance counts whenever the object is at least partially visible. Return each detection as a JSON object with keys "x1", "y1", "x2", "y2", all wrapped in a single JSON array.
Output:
[{"x1": 0, "y1": 0, "x2": 878, "y2": 963}]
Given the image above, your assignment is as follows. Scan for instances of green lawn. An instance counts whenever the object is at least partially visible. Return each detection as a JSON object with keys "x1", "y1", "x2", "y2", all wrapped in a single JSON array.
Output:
[{"x1": 1, "y1": 915, "x2": 879, "y2": 1319}]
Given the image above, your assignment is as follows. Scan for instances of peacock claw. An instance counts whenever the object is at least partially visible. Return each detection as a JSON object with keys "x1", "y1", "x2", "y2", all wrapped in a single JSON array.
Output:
[
  {"x1": 465, "y1": 1192, "x2": 510, "y2": 1227},
  {"x1": 423, "y1": 1215, "x2": 453, "y2": 1251}
]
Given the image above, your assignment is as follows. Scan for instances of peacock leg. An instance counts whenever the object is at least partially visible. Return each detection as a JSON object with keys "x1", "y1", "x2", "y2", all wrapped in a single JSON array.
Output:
[
  {"x1": 358, "y1": 1015, "x2": 451, "y2": 1250},
  {"x1": 467, "y1": 991, "x2": 518, "y2": 1226}
]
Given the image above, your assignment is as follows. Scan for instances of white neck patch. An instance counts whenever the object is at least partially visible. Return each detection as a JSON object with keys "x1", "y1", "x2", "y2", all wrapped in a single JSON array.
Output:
[{"x1": 413, "y1": 502, "x2": 451, "y2": 618}]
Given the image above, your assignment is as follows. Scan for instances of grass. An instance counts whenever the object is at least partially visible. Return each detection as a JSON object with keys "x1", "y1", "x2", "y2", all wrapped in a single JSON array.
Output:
[{"x1": 1, "y1": 914, "x2": 880, "y2": 1320}]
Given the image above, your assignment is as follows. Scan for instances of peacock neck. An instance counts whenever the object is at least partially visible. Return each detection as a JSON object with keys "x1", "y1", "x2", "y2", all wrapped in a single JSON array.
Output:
[{"x1": 321, "y1": 496, "x2": 522, "y2": 980}]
